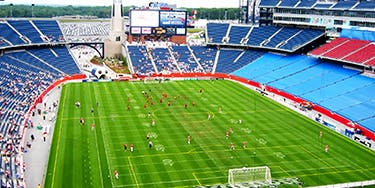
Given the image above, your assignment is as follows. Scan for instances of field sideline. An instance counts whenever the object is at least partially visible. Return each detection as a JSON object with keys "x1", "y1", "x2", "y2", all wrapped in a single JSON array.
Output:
[{"x1": 44, "y1": 80, "x2": 375, "y2": 187}]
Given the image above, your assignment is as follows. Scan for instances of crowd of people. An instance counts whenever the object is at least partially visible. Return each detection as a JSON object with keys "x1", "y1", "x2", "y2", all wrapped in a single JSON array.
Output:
[{"x1": 0, "y1": 60, "x2": 58, "y2": 187}]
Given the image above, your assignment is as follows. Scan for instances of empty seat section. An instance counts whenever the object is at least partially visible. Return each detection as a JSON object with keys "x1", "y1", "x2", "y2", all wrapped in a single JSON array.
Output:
[
  {"x1": 33, "y1": 20, "x2": 64, "y2": 42},
  {"x1": 309, "y1": 38, "x2": 349, "y2": 56},
  {"x1": 8, "y1": 20, "x2": 44, "y2": 43},
  {"x1": 296, "y1": 0, "x2": 317, "y2": 8},
  {"x1": 264, "y1": 27, "x2": 300, "y2": 48},
  {"x1": 331, "y1": 0, "x2": 357, "y2": 9},
  {"x1": 215, "y1": 49, "x2": 243, "y2": 73},
  {"x1": 247, "y1": 26, "x2": 279, "y2": 46},
  {"x1": 228, "y1": 26, "x2": 251, "y2": 44},
  {"x1": 343, "y1": 44, "x2": 375, "y2": 63},
  {"x1": 354, "y1": 0, "x2": 375, "y2": 9},
  {"x1": 323, "y1": 39, "x2": 370, "y2": 59},
  {"x1": 279, "y1": 0, "x2": 300, "y2": 7},
  {"x1": 207, "y1": 23, "x2": 229, "y2": 43},
  {"x1": 0, "y1": 23, "x2": 26, "y2": 45},
  {"x1": 280, "y1": 29, "x2": 324, "y2": 51}
]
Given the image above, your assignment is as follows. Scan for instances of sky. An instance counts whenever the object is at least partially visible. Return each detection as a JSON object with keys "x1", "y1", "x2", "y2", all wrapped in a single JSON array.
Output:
[{"x1": 0, "y1": 0, "x2": 240, "y2": 8}]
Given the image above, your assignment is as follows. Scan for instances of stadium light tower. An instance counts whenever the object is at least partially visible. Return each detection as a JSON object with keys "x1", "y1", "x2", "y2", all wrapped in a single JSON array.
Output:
[{"x1": 104, "y1": 0, "x2": 126, "y2": 58}]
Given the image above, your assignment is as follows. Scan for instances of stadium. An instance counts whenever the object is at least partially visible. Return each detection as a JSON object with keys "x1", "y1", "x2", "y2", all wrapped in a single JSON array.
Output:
[{"x1": 0, "y1": 0, "x2": 374, "y2": 187}]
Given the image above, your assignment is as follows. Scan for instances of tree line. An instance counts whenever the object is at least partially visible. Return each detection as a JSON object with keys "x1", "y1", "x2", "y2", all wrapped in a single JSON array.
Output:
[{"x1": 0, "y1": 4, "x2": 239, "y2": 20}]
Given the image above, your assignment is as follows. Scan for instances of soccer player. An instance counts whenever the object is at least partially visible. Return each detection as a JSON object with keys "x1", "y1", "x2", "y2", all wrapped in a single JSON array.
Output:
[
  {"x1": 242, "y1": 141, "x2": 247, "y2": 149},
  {"x1": 96, "y1": 101, "x2": 99, "y2": 107},
  {"x1": 79, "y1": 117, "x2": 85, "y2": 126},
  {"x1": 208, "y1": 113, "x2": 211, "y2": 120},
  {"x1": 91, "y1": 122, "x2": 95, "y2": 130},
  {"x1": 90, "y1": 107, "x2": 94, "y2": 115},
  {"x1": 226, "y1": 131, "x2": 229, "y2": 139},
  {"x1": 130, "y1": 144, "x2": 134, "y2": 152},
  {"x1": 148, "y1": 111, "x2": 151, "y2": 118},
  {"x1": 114, "y1": 170, "x2": 119, "y2": 179},
  {"x1": 123, "y1": 144, "x2": 127, "y2": 152},
  {"x1": 146, "y1": 132, "x2": 150, "y2": 140},
  {"x1": 229, "y1": 127, "x2": 233, "y2": 134},
  {"x1": 127, "y1": 105, "x2": 130, "y2": 111},
  {"x1": 325, "y1": 144, "x2": 329, "y2": 153},
  {"x1": 152, "y1": 119, "x2": 156, "y2": 126},
  {"x1": 148, "y1": 140, "x2": 153, "y2": 149},
  {"x1": 192, "y1": 101, "x2": 196, "y2": 107},
  {"x1": 159, "y1": 98, "x2": 163, "y2": 103},
  {"x1": 144, "y1": 104, "x2": 147, "y2": 109},
  {"x1": 187, "y1": 135, "x2": 191, "y2": 144},
  {"x1": 128, "y1": 97, "x2": 131, "y2": 103},
  {"x1": 218, "y1": 106, "x2": 222, "y2": 113},
  {"x1": 238, "y1": 119, "x2": 242, "y2": 124},
  {"x1": 230, "y1": 143, "x2": 235, "y2": 150},
  {"x1": 167, "y1": 101, "x2": 171, "y2": 106},
  {"x1": 184, "y1": 103, "x2": 188, "y2": 109},
  {"x1": 320, "y1": 130, "x2": 323, "y2": 138}
]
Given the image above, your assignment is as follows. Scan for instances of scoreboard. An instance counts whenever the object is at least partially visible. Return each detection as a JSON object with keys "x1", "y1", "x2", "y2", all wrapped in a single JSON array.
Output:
[{"x1": 130, "y1": 9, "x2": 187, "y2": 36}]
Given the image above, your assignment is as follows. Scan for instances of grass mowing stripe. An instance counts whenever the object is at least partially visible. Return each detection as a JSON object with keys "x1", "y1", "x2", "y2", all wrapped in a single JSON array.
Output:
[
  {"x1": 127, "y1": 157, "x2": 140, "y2": 188},
  {"x1": 45, "y1": 80, "x2": 375, "y2": 187}
]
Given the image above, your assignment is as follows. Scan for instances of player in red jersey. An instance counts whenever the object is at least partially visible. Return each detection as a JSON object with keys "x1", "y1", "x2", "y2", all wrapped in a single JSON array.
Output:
[
  {"x1": 123, "y1": 144, "x2": 127, "y2": 151},
  {"x1": 144, "y1": 104, "x2": 147, "y2": 109},
  {"x1": 91, "y1": 122, "x2": 95, "y2": 130}
]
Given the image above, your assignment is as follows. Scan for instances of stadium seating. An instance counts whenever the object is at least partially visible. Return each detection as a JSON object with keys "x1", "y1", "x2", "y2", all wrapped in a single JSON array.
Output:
[
  {"x1": 280, "y1": 29, "x2": 324, "y2": 51},
  {"x1": 296, "y1": 0, "x2": 316, "y2": 8},
  {"x1": 228, "y1": 26, "x2": 251, "y2": 44},
  {"x1": 206, "y1": 23, "x2": 324, "y2": 52},
  {"x1": 33, "y1": 20, "x2": 64, "y2": 42},
  {"x1": 313, "y1": 2, "x2": 334, "y2": 9},
  {"x1": 127, "y1": 45, "x2": 155, "y2": 76},
  {"x1": 190, "y1": 46, "x2": 217, "y2": 73},
  {"x1": 152, "y1": 47, "x2": 179, "y2": 74},
  {"x1": 206, "y1": 23, "x2": 229, "y2": 43},
  {"x1": 170, "y1": 46, "x2": 201, "y2": 73},
  {"x1": 323, "y1": 39, "x2": 370, "y2": 59},
  {"x1": 309, "y1": 38, "x2": 349, "y2": 56},
  {"x1": 331, "y1": 0, "x2": 357, "y2": 9},
  {"x1": 279, "y1": 0, "x2": 300, "y2": 7},
  {"x1": 8, "y1": 20, "x2": 44, "y2": 43},
  {"x1": 215, "y1": 49, "x2": 266, "y2": 74},
  {"x1": 343, "y1": 44, "x2": 375, "y2": 64},
  {"x1": 353, "y1": 0, "x2": 375, "y2": 10},
  {"x1": 0, "y1": 23, "x2": 26, "y2": 46},
  {"x1": 310, "y1": 38, "x2": 374, "y2": 65},
  {"x1": 29, "y1": 47, "x2": 80, "y2": 75},
  {"x1": 259, "y1": 0, "x2": 280, "y2": 7},
  {"x1": 365, "y1": 58, "x2": 375, "y2": 66},
  {"x1": 264, "y1": 27, "x2": 301, "y2": 48}
]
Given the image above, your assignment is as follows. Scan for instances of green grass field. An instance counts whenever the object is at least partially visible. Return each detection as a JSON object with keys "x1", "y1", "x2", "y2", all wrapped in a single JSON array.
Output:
[{"x1": 44, "y1": 80, "x2": 375, "y2": 188}]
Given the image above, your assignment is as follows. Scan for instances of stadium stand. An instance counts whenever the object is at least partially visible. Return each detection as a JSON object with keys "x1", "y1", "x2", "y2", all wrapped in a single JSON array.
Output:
[
  {"x1": 278, "y1": 0, "x2": 299, "y2": 7},
  {"x1": 206, "y1": 23, "x2": 229, "y2": 43},
  {"x1": 170, "y1": 46, "x2": 201, "y2": 73},
  {"x1": 0, "y1": 23, "x2": 26, "y2": 46},
  {"x1": 215, "y1": 49, "x2": 266, "y2": 74},
  {"x1": 259, "y1": 0, "x2": 280, "y2": 7},
  {"x1": 152, "y1": 47, "x2": 179, "y2": 74},
  {"x1": 296, "y1": 0, "x2": 316, "y2": 8},
  {"x1": 331, "y1": 0, "x2": 357, "y2": 9},
  {"x1": 207, "y1": 23, "x2": 324, "y2": 52},
  {"x1": 8, "y1": 20, "x2": 44, "y2": 44},
  {"x1": 33, "y1": 20, "x2": 64, "y2": 42},
  {"x1": 29, "y1": 47, "x2": 80, "y2": 75},
  {"x1": 353, "y1": 0, "x2": 375, "y2": 10},
  {"x1": 190, "y1": 46, "x2": 217, "y2": 73},
  {"x1": 127, "y1": 45, "x2": 155, "y2": 76},
  {"x1": 310, "y1": 38, "x2": 375, "y2": 65},
  {"x1": 232, "y1": 53, "x2": 375, "y2": 132},
  {"x1": 228, "y1": 25, "x2": 251, "y2": 44}
]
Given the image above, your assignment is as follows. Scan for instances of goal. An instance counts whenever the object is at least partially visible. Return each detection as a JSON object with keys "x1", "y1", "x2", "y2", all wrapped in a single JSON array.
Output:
[{"x1": 228, "y1": 166, "x2": 272, "y2": 187}]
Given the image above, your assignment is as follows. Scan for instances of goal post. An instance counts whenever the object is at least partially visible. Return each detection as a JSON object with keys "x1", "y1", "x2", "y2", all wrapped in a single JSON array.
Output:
[{"x1": 228, "y1": 166, "x2": 272, "y2": 187}]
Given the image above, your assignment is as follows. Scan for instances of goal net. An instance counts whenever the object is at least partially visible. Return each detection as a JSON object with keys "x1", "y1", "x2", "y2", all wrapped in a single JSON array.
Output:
[{"x1": 228, "y1": 166, "x2": 272, "y2": 187}]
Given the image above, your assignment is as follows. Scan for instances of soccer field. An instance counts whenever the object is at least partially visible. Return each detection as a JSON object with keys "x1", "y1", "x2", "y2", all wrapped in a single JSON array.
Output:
[{"x1": 44, "y1": 80, "x2": 375, "y2": 188}]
